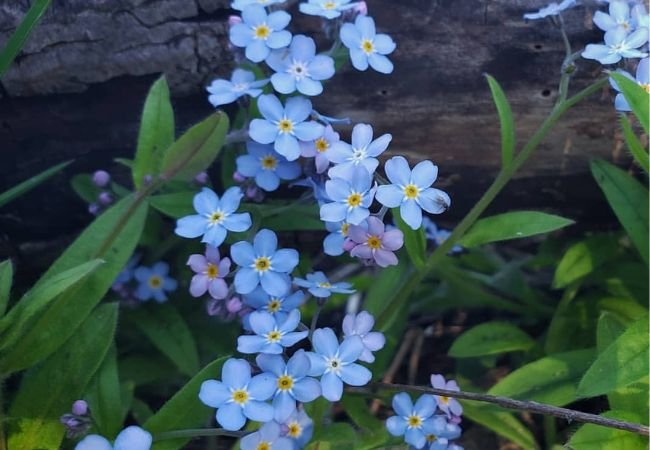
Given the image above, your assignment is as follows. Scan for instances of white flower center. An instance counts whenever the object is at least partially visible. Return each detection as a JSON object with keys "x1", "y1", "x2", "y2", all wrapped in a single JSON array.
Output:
[
  {"x1": 232, "y1": 82, "x2": 249, "y2": 92},
  {"x1": 326, "y1": 356, "x2": 343, "y2": 374},
  {"x1": 287, "y1": 60, "x2": 310, "y2": 80},
  {"x1": 351, "y1": 148, "x2": 367, "y2": 162}
]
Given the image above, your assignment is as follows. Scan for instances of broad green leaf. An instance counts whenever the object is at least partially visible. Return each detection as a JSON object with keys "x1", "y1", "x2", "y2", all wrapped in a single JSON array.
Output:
[
  {"x1": 568, "y1": 410, "x2": 648, "y2": 450},
  {"x1": 459, "y1": 211, "x2": 574, "y2": 248},
  {"x1": 486, "y1": 75, "x2": 516, "y2": 168},
  {"x1": 0, "y1": 259, "x2": 13, "y2": 317},
  {"x1": 71, "y1": 173, "x2": 101, "y2": 203},
  {"x1": 620, "y1": 115, "x2": 648, "y2": 173},
  {"x1": 340, "y1": 396, "x2": 383, "y2": 432},
  {"x1": 0, "y1": 160, "x2": 71, "y2": 208},
  {"x1": 150, "y1": 191, "x2": 195, "y2": 218},
  {"x1": 577, "y1": 314, "x2": 649, "y2": 398},
  {"x1": 488, "y1": 348, "x2": 596, "y2": 406},
  {"x1": 7, "y1": 303, "x2": 118, "y2": 450},
  {"x1": 591, "y1": 158, "x2": 649, "y2": 264},
  {"x1": 544, "y1": 290, "x2": 599, "y2": 354},
  {"x1": 0, "y1": 0, "x2": 51, "y2": 77},
  {"x1": 160, "y1": 111, "x2": 229, "y2": 181},
  {"x1": 610, "y1": 72, "x2": 650, "y2": 134},
  {"x1": 449, "y1": 321, "x2": 535, "y2": 358},
  {"x1": 133, "y1": 76, "x2": 175, "y2": 188},
  {"x1": 145, "y1": 356, "x2": 229, "y2": 450},
  {"x1": 0, "y1": 259, "x2": 104, "y2": 350},
  {"x1": 86, "y1": 345, "x2": 123, "y2": 438},
  {"x1": 393, "y1": 208, "x2": 427, "y2": 269},
  {"x1": 552, "y1": 234, "x2": 619, "y2": 289},
  {"x1": 462, "y1": 401, "x2": 539, "y2": 450},
  {"x1": 0, "y1": 195, "x2": 148, "y2": 374},
  {"x1": 249, "y1": 203, "x2": 324, "y2": 231}
]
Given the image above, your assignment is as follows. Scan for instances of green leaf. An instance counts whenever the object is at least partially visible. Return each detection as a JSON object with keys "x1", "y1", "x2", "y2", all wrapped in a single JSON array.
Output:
[
  {"x1": 544, "y1": 291, "x2": 599, "y2": 354},
  {"x1": 488, "y1": 348, "x2": 596, "y2": 406},
  {"x1": 449, "y1": 321, "x2": 535, "y2": 358},
  {"x1": 462, "y1": 401, "x2": 539, "y2": 450},
  {"x1": 71, "y1": 173, "x2": 101, "y2": 203},
  {"x1": 486, "y1": 75, "x2": 516, "y2": 168},
  {"x1": 145, "y1": 356, "x2": 229, "y2": 450},
  {"x1": 7, "y1": 303, "x2": 118, "y2": 450},
  {"x1": 577, "y1": 314, "x2": 649, "y2": 398},
  {"x1": 553, "y1": 234, "x2": 620, "y2": 289},
  {"x1": 393, "y1": 208, "x2": 427, "y2": 270},
  {"x1": 128, "y1": 303, "x2": 200, "y2": 377},
  {"x1": 160, "y1": 111, "x2": 229, "y2": 181},
  {"x1": 591, "y1": 158, "x2": 649, "y2": 264},
  {"x1": 0, "y1": 160, "x2": 71, "y2": 208},
  {"x1": 568, "y1": 410, "x2": 648, "y2": 450},
  {"x1": 85, "y1": 345, "x2": 123, "y2": 438},
  {"x1": 133, "y1": 76, "x2": 175, "y2": 188},
  {"x1": 620, "y1": 115, "x2": 649, "y2": 173},
  {"x1": 0, "y1": 195, "x2": 148, "y2": 374},
  {"x1": 246, "y1": 203, "x2": 324, "y2": 231},
  {"x1": 340, "y1": 396, "x2": 383, "y2": 432},
  {"x1": 0, "y1": 0, "x2": 51, "y2": 77},
  {"x1": 307, "y1": 423, "x2": 358, "y2": 450},
  {"x1": 610, "y1": 72, "x2": 650, "y2": 134},
  {"x1": 150, "y1": 191, "x2": 196, "y2": 218},
  {"x1": 0, "y1": 259, "x2": 104, "y2": 350},
  {"x1": 459, "y1": 211, "x2": 574, "y2": 248},
  {"x1": 0, "y1": 259, "x2": 13, "y2": 317}
]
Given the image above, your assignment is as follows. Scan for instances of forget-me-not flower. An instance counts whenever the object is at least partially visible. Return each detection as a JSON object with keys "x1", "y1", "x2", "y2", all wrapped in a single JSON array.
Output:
[
  {"x1": 230, "y1": 5, "x2": 292, "y2": 63},
  {"x1": 345, "y1": 216, "x2": 404, "y2": 267},
  {"x1": 323, "y1": 221, "x2": 353, "y2": 256},
  {"x1": 199, "y1": 358, "x2": 275, "y2": 430},
  {"x1": 582, "y1": 27, "x2": 648, "y2": 64},
  {"x1": 320, "y1": 166, "x2": 377, "y2": 225},
  {"x1": 237, "y1": 141, "x2": 302, "y2": 191},
  {"x1": 134, "y1": 262, "x2": 177, "y2": 302},
  {"x1": 187, "y1": 246, "x2": 230, "y2": 299},
  {"x1": 279, "y1": 409, "x2": 314, "y2": 449},
  {"x1": 241, "y1": 421, "x2": 294, "y2": 450},
  {"x1": 610, "y1": 57, "x2": 650, "y2": 111},
  {"x1": 423, "y1": 218, "x2": 462, "y2": 254},
  {"x1": 327, "y1": 123, "x2": 391, "y2": 179},
  {"x1": 594, "y1": 0, "x2": 634, "y2": 32},
  {"x1": 340, "y1": 15, "x2": 396, "y2": 73},
  {"x1": 294, "y1": 271, "x2": 355, "y2": 298},
  {"x1": 175, "y1": 187, "x2": 252, "y2": 247},
  {"x1": 300, "y1": 0, "x2": 358, "y2": 19},
  {"x1": 421, "y1": 417, "x2": 463, "y2": 450},
  {"x1": 206, "y1": 69, "x2": 267, "y2": 107},
  {"x1": 306, "y1": 328, "x2": 372, "y2": 401},
  {"x1": 386, "y1": 392, "x2": 439, "y2": 449},
  {"x1": 267, "y1": 35, "x2": 335, "y2": 96},
  {"x1": 232, "y1": 0, "x2": 286, "y2": 11},
  {"x1": 243, "y1": 286, "x2": 305, "y2": 325},
  {"x1": 376, "y1": 156, "x2": 451, "y2": 230},
  {"x1": 430, "y1": 374, "x2": 463, "y2": 419},
  {"x1": 342, "y1": 311, "x2": 386, "y2": 363},
  {"x1": 256, "y1": 350, "x2": 321, "y2": 421},
  {"x1": 249, "y1": 94, "x2": 325, "y2": 161},
  {"x1": 237, "y1": 309, "x2": 309, "y2": 354},
  {"x1": 75, "y1": 426, "x2": 152, "y2": 450},
  {"x1": 300, "y1": 124, "x2": 341, "y2": 174},
  {"x1": 523, "y1": 0, "x2": 578, "y2": 20},
  {"x1": 231, "y1": 228, "x2": 299, "y2": 296}
]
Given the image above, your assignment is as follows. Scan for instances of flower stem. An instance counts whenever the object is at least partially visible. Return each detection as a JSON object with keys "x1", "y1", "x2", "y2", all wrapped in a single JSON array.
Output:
[{"x1": 154, "y1": 428, "x2": 247, "y2": 441}]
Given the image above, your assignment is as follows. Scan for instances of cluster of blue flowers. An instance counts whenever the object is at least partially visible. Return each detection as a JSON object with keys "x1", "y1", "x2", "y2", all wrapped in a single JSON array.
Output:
[{"x1": 112, "y1": 256, "x2": 178, "y2": 304}]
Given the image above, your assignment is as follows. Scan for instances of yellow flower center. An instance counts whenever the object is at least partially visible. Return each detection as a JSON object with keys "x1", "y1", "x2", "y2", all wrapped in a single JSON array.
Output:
[
  {"x1": 232, "y1": 389, "x2": 249, "y2": 404},
  {"x1": 347, "y1": 193, "x2": 362, "y2": 207},
  {"x1": 254, "y1": 257, "x2": 271, "y2": 272},
  {"x1": 206, "y1": 263, "x2": 219, "y2": 279},
  {"x1": 323, "y1": 1, "x2": 337, "y2": 9},
  {"x1": 361, "y1": 39, "x2": 374, "y2": 54},
  {"x1": 341, "y1": 223, "x2": 350, "y2": 236},
  {"x1": 439, "y1": 395, "x2": 450, "y2": 405},
  {"x1": 261, "y1": 155, "x2": 278, "y2": 170},
  {"x1": 209, "y1": 211, "x2": 225, "y2": 224},
  {"x1": 267, "y1": 299, "x2": 282, "y2": 312},
  {"x1": 254, "y1": 24, "x2": 271, "y2": 40},
  {"x1": 367, "y1": 236, "x2": 381, "y2": 249},
  {"x1": 426, "y1": 434, "x2": 437, "y2": 443},
  {"x1": 318, "y1": 282, "x2": 332, "y2": 288},
  {"x1": 404, "y1": 184, "x2": 419, "y2": 199},
  {"x1": 315, "y1": 137, "x2": 330, "y2": 152},
  {"x1": 407, "y1": 415, "x2": 422, "y2": 428},
  {"x1": 267, "y1": 330, "x2": 282, "y2": 342},
  {"x1": 278, "y1": 119, "x2": 294, "y2": 133},
  {"x1": 277, "y1": 375, "x2": 294, "y2": 391},
  {"x1": 256, "y1": 442, "x2": 271, "y2": 450},
  {"x1": 148, "y1": 276, "x2": 162, "y2": 289},
  {"x1": 641, "y1": 83, "x2": 650, "y2": 94},
  {"x1": 287, "y1": 421, "x2": 302, "y2": 438}
]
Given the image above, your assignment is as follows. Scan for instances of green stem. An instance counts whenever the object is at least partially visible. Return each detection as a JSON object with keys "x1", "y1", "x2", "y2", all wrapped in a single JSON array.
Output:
[{"x1": 154, "y1": 428, "x2": 246, "y2": 441}]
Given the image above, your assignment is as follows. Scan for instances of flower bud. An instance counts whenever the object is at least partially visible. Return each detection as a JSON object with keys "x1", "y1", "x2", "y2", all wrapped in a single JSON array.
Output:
[
  {"x1": 71, "y1": 400, "x2": 88, "y2": 416},
  {"x1": 194, "y1": 171, "x2": 209, "y2": 185},
  {"x1": 226, "y1": 296, "x2": 243, "y2": 314},
  {"x1": 228, "y1": 15, "x2": 242, "y2": 27},
  {"x1": 98, "y1": 192, "x2": 113, "y2": 206},
  {"x1": 245, "y1": 186, "x2": 259, "y2": 199},
  {"x1": 354, "y1": 1, "x2": 368, "y2": 15},
  {"x1": 206, "y1": 298, "x2": 223, "y2": 316},
  {"x1": 88, "y1": 203, "x2": 100, "y2": 216},
  {"x1": 233, "y1": 171, "x2": 247, "y2": 183},
  {"x1": 92, "y1": 170, "x2": 111, "y2": 187}
]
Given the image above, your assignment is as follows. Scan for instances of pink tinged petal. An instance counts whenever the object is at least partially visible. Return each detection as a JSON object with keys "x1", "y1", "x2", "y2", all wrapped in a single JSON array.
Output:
[
  {"x1": 218, "y1": 257, "x2": 231, "y2": 277},
  {"x1": 339, "y1": 363, "x2": 372, "y2": 386},
  {"x1": 208, "y1": 278, "x2": 229, "y2": 299},
  {"x1": 411, "y1": 160, "x2": 438, "y2": 188},
  {"x1": 363, "y1": 331, "x2": 386, "y2": 351},
  {"x1": 347, "y1": 223, "x2": 369, "y2": 243},
  {"x1": 222, "y1": 358, "x2": 252, "y2": 389},
  {"x1": 373, "y1": 249, "x2": 398, "y2": 267},
  {"x1": 366, "y1": 133, "x2": 392, "y2": 157},
  {"x1": 449, "y1": 399, "x2": 463, "y2": 416},
  {"x1": 190, "y1": 274, "x2": 210, "y2": 297},
  {"x1": 321, "y1": 371, "x2": 344, "y2": 401},
  {"x1": 312, "y1": 327, "x2": 339, "y2": 356},
  {"x1": 350, "y1": 244, "x2": 373, "y2": 259},
  {"x1": 430, "y1": 374, "x2": 446, "y2": 389},
  {"x1": 381, "y1": 229, "x2": 404, "y2": 251},
  {"x1": 351, "y1": 123, "x2": 373, "y2": 150},
  {"x1": 366, "y1": 216, "x2": 385, "y2": 236},
  {"x1": 205, "y1": 245, "x2": 221, "y2": 263},
  {"x1": 187, "y1": 254, "x2": 208, "y2": 273},
  {"x1": 199, "y1": 380, "x2": 231, "y2": 407},
  {"x1": 384, "y1": 155, "x2": 411, "y2": 186},
  {"x1": 354, "y1": 311, "x2": 375, "y2": 334}
]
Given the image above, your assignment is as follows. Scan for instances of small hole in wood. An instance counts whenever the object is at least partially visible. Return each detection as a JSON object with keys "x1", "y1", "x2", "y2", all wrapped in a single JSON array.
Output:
[
  {"x1": 541, "y1": 89, "x2": 552, "y2": 97},
  {"x1": 534, "y1": 44, "x2": 543, "y2": 50},
  {"x1": 380, "y1": 89, "x2": 388, "y2": 95}
]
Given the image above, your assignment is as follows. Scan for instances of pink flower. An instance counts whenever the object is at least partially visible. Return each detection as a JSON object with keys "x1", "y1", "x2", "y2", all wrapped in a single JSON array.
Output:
[
  {"x1": 345, "y1": 216, "x2": 403, "y2": 267},
  {"x1": 187, "y1": 246, "x2": 231, "y2": 299},
  {"x1": 354, "y1": 1, "x2": 368, "y2": 15}
]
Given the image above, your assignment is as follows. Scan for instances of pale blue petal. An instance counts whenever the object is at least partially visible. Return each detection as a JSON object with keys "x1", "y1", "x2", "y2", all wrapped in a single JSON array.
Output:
[
  {"x1": 368, "y1": 53, "x2": 394, "y2": 74},
  {"x1": 249, "y1": 310, "x2": 277, "y2": 334},
  {"x1": 366, "y1": 133, "x2": 392, "y2": 157},
  {"x1": 238, "y1": 334, "x2": 268, "y2": 354},
  {"x1": 352, "y1": 123, "x2": 373, "y2": 149},
  {"x1": 373, "y1": 34, "x2": 396, "y2": 54},
  {"x1": 275, "y1": 133, "x2": 301, "y2": 161},
  {"x1": 285, "y1": 96, "x2": 313, "y2": 122},
  {"x1": 175, "y1": 215, "x2": 207, "y2": 238},
  {"x1": 384, "y1": 155, "x2": 410, "y2": 185},
  {"x1": 405, "y1": 427, "x2": 426, "y2": 449},
  {"x1": 320, "y1": 202, "x2": 348, "y2": 222},
  {"x1": 287, "y1": 350, "x2": 310, "y2": 377},
  {"x1": 338, "y1": 335, "x2": 364, "y2": 363},
  {"x1": 246, "y1": 39, "x2": 271, "y2": 63},
  {"x1": 414, "y1": 394, "x2": 437, "y2": 417},
  {"x1": 217, "y1": 402, "x2": 247, "y2": 430},
  {"x1": 411, "y1": 160, "x2": 438, "y2": 187},
  {"x1": 400, "y1": 200, "x2": 423, "y2": 230},
  {"x1": 256, "y1": 170, "x2": 281, "y2": 191},
  {"x1": 386, "y1": 416, "x2": 407, "y2": 437},
  {"x1": 392, "y1": 392, "x2": 414, "y2": 416},
  {"x1": 256, "y1": 353, "x2": 285, "y2": 376},
  {"x1": 349, "y1": 165, "x2": 372, "y2": 192},
  {"x1": 267, "y1": 10, "x2": 291, "y2": 30},
  {"x1": 232, "y1": 68, "x2": 255, "y2": 84},
  {"x1": 114, "y1": 426, "x2": 152, "y2": 450},
  {"x1": 418, "y1": 188, "x2": 451, "y2": 214},
  {"x1": 340, "y1": 363, "x2": 372, "y2": 386},
  {"x1": 75, "y1": 435, "x2": 112, "y2": 450},
  {"x1": 231, "y1": 241, "x2": 256, "y2": 266},
  {"x1": 220, "y1": 186, "x2": 243, "y2": 213},
  {"x1": 340, "y1": 23, "x2": 361, "y2": 48},
  {"x1": 321, "y1": 371, "x2": 344, "y2": 401},
  {"x1": 244, "y1": 400, "x2": 275, "y2": 422},
  {"x1": 626, "y1": 28, "x2": 649, "y2": 48},
  {"x1": 267, "y1": 30, "x2": 292, "y2": 49},
  {"x1": 324, "y1": 232, "x2": 345, "y2": 256},
  {"x1": 312, "y1": 328, "x2": 339, "y2": 356},
  {"x1": 201, "y1": 225, "x2": 227, "y2": 247},
  {"x1": 254, "y1": 228, "x2": 278, "y2": 255},
  {"x1": 223, "y1": 213, "x2": 252, "y2": 232},
  {"x1": 276, "y1": 161, "x2": 301, "y2": 180},
  {"x1": 292, "y1": 377, "x2": 321, "y2": 402},
  {"x1": 223, "y1": 358, "x2": 251, "y2": 388},
  {"x1": 250, "y1": 119, "x2": 279, "y2": 144},
  {"x1": 208, "y1": 91, "x2": 238, "y2": 106},
  {"x1": 376, "y1": 184, "x2": 403, "y2": 208},
  {"x1": 261, "y1": 271, "x2": 291, "y2": 296},
  {"x1": 325, "y1": 177, "x2": 351, "y2": 200},
  {"x1": 297, "y1": 77, "x2": 323, "y2": 96},
  {"x1": 266, "y1": 50, "x2": 287, "y2": 72},
  {"x1": 258, "y1": 94, "x2": 284, "y2": 121},
  {"x1": 199, "y1": 380, "x2": 230, "y2": 407},
  {"x1": 306, "y1": 351, "x2": 327, "y2": 376},
  {"x1": 271, "y1": 72, "x2": 297, "y2": 94},
  {"x1": 230, "y1": 23, "x2": 253, "y2": 47},
  {"x1": 280, "y1": 330, "x2": 309, "y2": 346},
  {"x1": 308, "y1": 55, "x2": 335, "y2": 80},
  {"x1": 272, "y1": 249, "x2": 299, "y2": 272},
  {"x1": 235, "y1": 267, "x2": 260, "y2": 294},
  {"x1": 356, "y1": 15, "x2": 376, "y2": 38},
  {"x1": 347, "y1": 205, "x2": 369, "y2": 225},
  {"x1": 350, "y1": 48, "x2": 369, "y2": 71},
  {"x1": 242, "y1": 4, "x2": 267, "y2": 26},
  {"x1": 193, "y1": 188, "x2": 219, "y2": 216},
  {"x1": 593, "y1": 10, "x2": 616, "y2": 31},
  {"x1": 274, "y1": 392, "x2": 297, "y2": 422},
  {"x1": 237, "y1": 154, "x2": 261, "y2": 177},
  {"x1": 291, "y1": 35, "x2": 316, "y2": 61},
  {"x1": 248, "y1": 372, "x2": 277, "y2": 400}
]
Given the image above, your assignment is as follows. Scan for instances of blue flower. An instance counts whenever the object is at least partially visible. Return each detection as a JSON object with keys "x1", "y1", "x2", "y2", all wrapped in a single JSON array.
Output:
[
  {"x1": 421, "y1": 417, "x2": 463, "y2": 450},
  {"x1": 232, "y1": 0, "x2": 287, "y2": 11},
  {"x1": 267, "y1": 35, "x2": 335, "y2": 96},
  {"x1": 610, "y1": 57, "x2": 649, "y2": 111},
  {"x1": 300, "y1": 124, "x2": 341, "y2": 174},
  {"x1": 582, "y1": 27, "x2": 648, "y2": 64},
  {"x1": 199, "y1": 358, "x2": 276, "y2": 430},
  {"x1": 594, "y1": 0, "x2": 634, "y2": 32},
  {"x1": 323, "y1": 221, "x2": 352, "y2": 256},
  {"x1": 241, "y1": 421, "x2": 294, "y2": 450},
  {"x1": 340, "y1": 15, "x2": 396, "y2": 74},
  {"x1": 294, "y1": 271, "x2": 355, "y2": 298},
  {"x1": 385, "y1": 392, "x2": 439, "y2": 449},
  {"x1": 342, "y1": 311, "x2": 385, "y2": 363},
  {"x1": 207, "y1": 69, "x2": 268, "y2": 107},
  {"x1": 75, "y1": 426, "x2": 152, "y2": 450},
  {"x1": 523, "y1": 0, "x2": 578, "y2": 20},
  {"x1": 299, "y1": 0, "x2": 357, "y2": 19},
  {"x1": 422, "y1": 218, "x2": 462, "y2": 254},
  {"x1": 327, "y1": 123, "x2": 391, "y2": 179},
  {"x1": 306, "y1": 328, "x2": 372, "y2": 401},
  {"x1": 231, "y1": 229, "x2": 300, "y2": 296},
  {"x1": 175, "y1": 187, "x2": 252, "y2": 247},
  {"x1": 292, "y1": 175, "x2": 331, "y2": 205},
  {"x1": 237, "y1": 141, "x2": 302, "y2": 191},
  {"x1": 319, "y1": 166, "x2": 376, "y2": 225},
  {"x1": 256, "y1": 350, "x2": 322, "y2": 421},
  {"x1": 113, "y1": 254, "x2": 140, "y2": 287},
  {"x1": 279, "y1": 409, "x2": 314, "y2": 449},
  {"x1": 376, "y1": 156, "x2": 451, "y2": 230},
  {"x1": 230, "y1": 5, "x2": 292, "y2": 63},
  {"x1": 238, "y1": 309, "x2": 308, "y2": 354},
  {"x1": 133, "y1": 262, "x2": 177, "y2": 302},
  {"x1": 243, "y1": 286, "x2": 305, "y2": 325},
  {"x1": 249, "y1": 94, "x2": 325, "y2": 161},
  {"x1": 430, "y1": 374, "x2": 463, "y2": 419}
]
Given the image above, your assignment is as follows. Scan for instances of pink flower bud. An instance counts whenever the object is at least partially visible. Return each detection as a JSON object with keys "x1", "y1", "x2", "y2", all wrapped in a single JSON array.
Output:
[
  {"x1": 194, "y1": 171, "x2": 209, "y2": 185},
  {"x1": 71, "y1": 400, "x2": 88, "y2": 416},
  {"x1": 206, "y1": 298, "x2": 223, "y2": 316},
  {"x1": 92, "y1": 170, "x2": 110, "y2": 187},
  {"x1": 98, "y1": 192, "x2": 113, "y2": 206},
  {"x1": 354, "y1": 1, "x2": 368, "y2": 15},
  {"x1": 245, "y1": 186, "x2": 259, "y2": 199},
  {"x1": 228, "y1": 15, "x2": 242, "y2": 27},
  {"x1": 226, "y1": 296, "x2": 243, "y2": 313},
  {"x1": 233, "y1": 171, "x2": 247, "y2": 183}
]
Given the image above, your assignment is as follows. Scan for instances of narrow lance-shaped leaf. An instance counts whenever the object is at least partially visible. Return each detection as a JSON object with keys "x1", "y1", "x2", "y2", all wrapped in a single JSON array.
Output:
[
  {"x1": 486, "y1": 74, "x2": 516, "y2": 168},
  {"x1": 620, "y1": 115, "x2": 649, "y2": 174},
  {"x1": 392, "y1": 208, "x2": 427, "y2": 270},
  {"x1": 0, "y1": 160, "x2": 71, "y2": 208},
  {"x1": 610, "y1": 72, "x2": 650, "y2": 134},
  {"x1": 85, "y1": 345, "x2": 123, "y2": 438},
  {"x1": 462, "y1": 402, "x2": 539, "y2": 450},
  {"x1": 0, "y1": 260, "x2": 13, "y2": 317}
]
